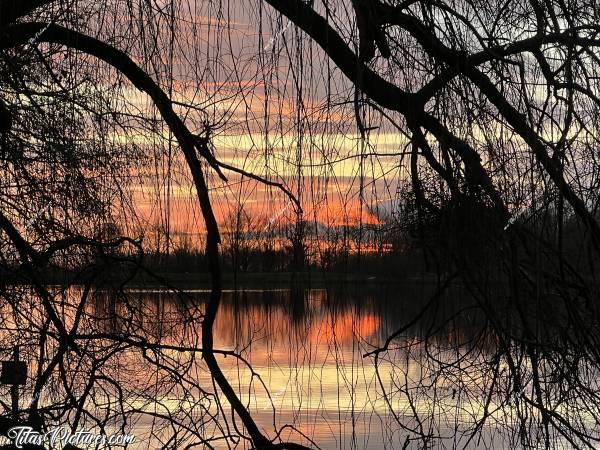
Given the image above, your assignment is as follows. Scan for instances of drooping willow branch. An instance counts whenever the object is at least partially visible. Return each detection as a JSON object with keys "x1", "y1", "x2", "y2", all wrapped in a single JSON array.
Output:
[
  {"x1": 0, "y1": 21, "x2": 311, "y2": 450},
  {"x1": 262, "y1": 0, "x2": 508, "y2": 216},
  {"x1": 263, "y1": 0, "x2": 600, "y2": 248}
]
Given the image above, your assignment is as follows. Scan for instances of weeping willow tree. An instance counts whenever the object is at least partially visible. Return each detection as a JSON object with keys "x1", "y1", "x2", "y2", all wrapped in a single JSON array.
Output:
[
  {"x1": 2, "y1": 0, "x2": 600, "y2": 449},
  {"x1": 257, "y1": 1, "x2": 600, "y2": 448}
]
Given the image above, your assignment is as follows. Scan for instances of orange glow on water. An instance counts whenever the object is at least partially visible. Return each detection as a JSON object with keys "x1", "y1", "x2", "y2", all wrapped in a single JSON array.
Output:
[{"x1": 309, "y1": 312, "x2": 380, "y2": 344}]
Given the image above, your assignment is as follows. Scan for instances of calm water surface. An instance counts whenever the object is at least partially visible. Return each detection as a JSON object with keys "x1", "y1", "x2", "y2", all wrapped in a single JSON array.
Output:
[{"x1": 90, "y1": 284, "x2": 531, "y2": 450}]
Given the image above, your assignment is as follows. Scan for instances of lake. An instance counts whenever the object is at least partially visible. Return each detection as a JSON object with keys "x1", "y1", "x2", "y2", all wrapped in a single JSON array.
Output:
[
  {"x1": 72, "y1": 282, "x2": 584, "y2": 450},
  {"x1": 5, "y1": 282, "x2": 594, "y2": 449}
]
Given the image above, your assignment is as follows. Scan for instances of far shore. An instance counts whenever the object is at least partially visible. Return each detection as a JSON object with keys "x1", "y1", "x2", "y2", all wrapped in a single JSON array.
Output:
[{"x1": 1, "y1": 268, "x2": 444, "y2": 288}]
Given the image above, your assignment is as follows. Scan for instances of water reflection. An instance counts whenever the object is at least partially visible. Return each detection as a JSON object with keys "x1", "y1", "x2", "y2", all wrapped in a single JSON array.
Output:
[
  {"x1": 2, "y1": 281, "x2": 596, "y2": 449},
  {"x1": 87, "y1": 284, "x2": 513, "y2": 449}
]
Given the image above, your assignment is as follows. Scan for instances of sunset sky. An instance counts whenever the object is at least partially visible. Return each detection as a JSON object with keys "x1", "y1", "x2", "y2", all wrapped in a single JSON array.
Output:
[{"x1": 107, "y1": 1, "x2": 409, "y2": 244}]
